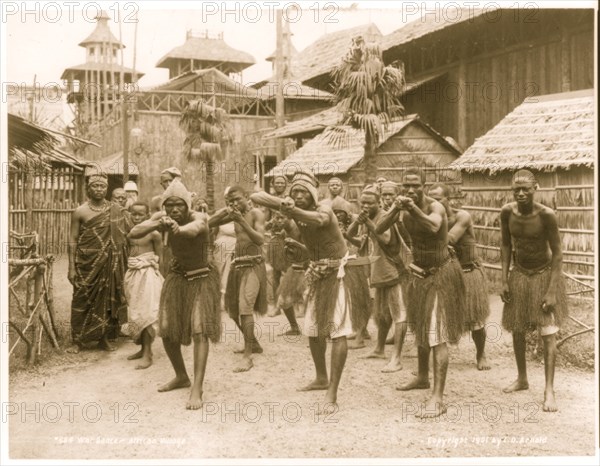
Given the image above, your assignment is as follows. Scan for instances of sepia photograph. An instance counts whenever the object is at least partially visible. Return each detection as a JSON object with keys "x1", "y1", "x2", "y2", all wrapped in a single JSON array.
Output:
[{"x1": 1, "y1": 1, "x2": 598, "y2": 463}]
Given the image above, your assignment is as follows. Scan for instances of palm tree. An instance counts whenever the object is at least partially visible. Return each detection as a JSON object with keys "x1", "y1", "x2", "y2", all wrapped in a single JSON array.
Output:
[
  {"x1": 325, "y1": 35, "x2": 406, "y2": 183},
  {"x1": 179, "y1": 100, "x2": 231, "y2": 212}
]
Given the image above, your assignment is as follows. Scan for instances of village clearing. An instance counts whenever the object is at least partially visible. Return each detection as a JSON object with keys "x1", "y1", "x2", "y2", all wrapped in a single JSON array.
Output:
[{"x1": 7, "y1": 258, "x2": 597, "y2": 459}]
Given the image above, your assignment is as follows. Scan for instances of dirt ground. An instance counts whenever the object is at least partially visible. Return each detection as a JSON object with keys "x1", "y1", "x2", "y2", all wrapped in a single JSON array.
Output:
[{"x1": 7, "y1": 259, "x2": 598, "y2": 460}]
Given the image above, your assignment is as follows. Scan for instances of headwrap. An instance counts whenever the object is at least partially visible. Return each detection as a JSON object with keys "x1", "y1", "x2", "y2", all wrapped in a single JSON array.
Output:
[
  {"x1": 162, "y1": 178, "x2": 192, "y2": 211},
  {"x1": 87, "y1": 174, "x2": 108, "y2": 186},
  {"x1": 161, "y1": 167, "x2": 182, "y2": 178},
  {"x1": 381, "y1": 181, "x2": 398, "y2": 193},
  {"x1": 330, "y1": 196, "x2": 353, "y2": 215},
  {"x1": 361, "y1": 184, "x2": 380, "y2": 199},
  {"x1": 272, "y1": 175, "x2": 287, "y2": 184},
  {"x1": 124, "y1": 181, "x2": 138, "y2": 192},
  {"x1": 290, "y1": 171, "x2": 320, "y2": 207}
]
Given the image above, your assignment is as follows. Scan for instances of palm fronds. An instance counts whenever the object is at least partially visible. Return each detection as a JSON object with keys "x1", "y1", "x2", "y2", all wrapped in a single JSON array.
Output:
[
  {"x1": 326, "y1": 34, "x2": 406, "y2": 149},
  {"x1": 179, "y1": 99, "x2": 230, "y2": 161}
]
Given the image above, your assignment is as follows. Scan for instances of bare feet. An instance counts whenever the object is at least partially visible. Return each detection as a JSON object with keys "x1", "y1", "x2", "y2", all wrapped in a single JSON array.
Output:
[
  {"x1": 233, "y1": 356, "x2": 253, "y2": 373},
  {"x1": 158, "y1": 376, "x2": 191, "y2": 392},
  {"x1": 127, "y1": 349, "x2": 143, "y2": 360},
  {"x1": 364, "y1": 350, "x2": 387, "y2": 359},
  {"x1": 381, "y1": 358, "x2": 403, "y2": 373},
  {"x1": 279, "y1": 328, "x2": 301, "y2": 336},
  {"x1": 186, "y1": 388, "x2": 203, "y2": 410},
  {"x1": 135, "y1": 354, "x2": 153, "y2": 370},
  {"x1": 347, "y1": 341, "x2": 366, "y2": 350},
  {"x1": 316, "y1": 402, "x2": 338, "y2": 416},
  {"x1": 233, "y1": 344, "x2": 263, "y2": 354},
  {"x1": 98, "y1": 338, "x2": 117, "y2": 352},
  {"x1": 502, "y1": 379, "x2": 529, "y2": 393},
  {"x1": 477, "y1": 354, "x2": 491, "y2": 371},
  {"x1": 418, "y1": 397, "x2": 447, "y2": 419},
  {"x1": 396, "y1": 376, "x2": 430, "y2": 391},
  {"x1": 66, "y1": 343, "x2": 81, "y2": 354},
  {"x1": 267, "y1": 307, "x2": 282, "y2": 317},
  {"x1": 297, "y1": 379, "x2": 329, "y2": 391},
  {"x1": 543, "y1": 390, "x2": 558, "y2": 412}
]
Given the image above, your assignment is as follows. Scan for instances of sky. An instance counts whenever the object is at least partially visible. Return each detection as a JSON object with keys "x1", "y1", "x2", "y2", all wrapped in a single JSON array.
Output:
[{"x1": 4, "y1": 1, "x2": 421, "y2": 90}]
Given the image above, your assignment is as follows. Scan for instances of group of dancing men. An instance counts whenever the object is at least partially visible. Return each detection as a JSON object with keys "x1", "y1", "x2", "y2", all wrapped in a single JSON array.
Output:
[{"x1": 67, "y1": 166, "x2": 567, "y2": 415}]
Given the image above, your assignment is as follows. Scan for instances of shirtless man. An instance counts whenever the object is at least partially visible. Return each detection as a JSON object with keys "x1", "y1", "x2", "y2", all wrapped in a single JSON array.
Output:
[
  {"x1": 251, "y1": 171, "x2": 369, "y2": 413},
  {"x1": 129, "y1": 179, "x2": 221, "y2": 410},
  {"x1": 500, "y1": 169, "x2": 567, "y2": 412},
  {"x1": 122, "y1": 202, "x2": 163, "y2": 370},
  {"x1": 429, "y1": 183, "x2": 491, "y2": 370},
  {"x1": 210, "y1": 185, "x2": 267, "y2": 372},
  {"x1": 320, "y1": 176, "x2": 346, "y2": 207},
  {"x1": 376, "y1": 169, "x2": 465, "y2": 418},
  {"x1": 349, "y1": 185, "x2": 410, "y2": 372}
]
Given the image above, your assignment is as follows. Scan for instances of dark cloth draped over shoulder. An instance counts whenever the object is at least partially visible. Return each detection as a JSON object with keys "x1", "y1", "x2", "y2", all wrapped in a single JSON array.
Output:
[{"x1": 71, "y1": 205, "x2": 131, "y2": 344}]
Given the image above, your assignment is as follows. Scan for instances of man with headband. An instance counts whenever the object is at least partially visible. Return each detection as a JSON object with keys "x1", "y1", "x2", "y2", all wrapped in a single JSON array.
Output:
[
  {"x1": 250, "y1": 171, "x2": 369, "y2": 414},
  {"x1": 68, "y1": 173, "x2": 131, "y2": 353},
  {"x1": 500, "y1": 169, "x2": 568, "y2": 412},
  {"x1": 129, "y1": 178, "x2": 221, "y2": 410}
]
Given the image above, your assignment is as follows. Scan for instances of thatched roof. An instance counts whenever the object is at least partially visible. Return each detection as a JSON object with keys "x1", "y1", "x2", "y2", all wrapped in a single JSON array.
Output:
[
  {"x1": 263, "y1": 106, "x2": 341, "y2": 139},
  {"x1": 381, "y1": 8, "x2": 486, "y2": 52},
  {"x1": 152, "y1": 68, "x2": 259, "y2": 98},
  {"x1": 296, "y1": 23, "x2": 382, "y2": 87},
  {"x1": 78, "y1": 12, "x2": 124, "y2": 49},
  {"x1": 448, "y1": 89, "x2": 595, "y2": 174},
  {"x1": 8, "y1": 114, "x2": 86, "y2": 171},
  {"x1": 156, "y1": 32, "x2": 255, "y2": 72},
  {"x1": 266, "y1": 115, "x2": 458, "y2": 177},
  {"x1": 265, "y1": 43, "x2": 299, "y2": 62},
  {"x1": 263, "y1": 70, "x2": 444, "y2": 140},
  {"x1": 60, "y1": 62, "x2": 143, "y2": 80}
]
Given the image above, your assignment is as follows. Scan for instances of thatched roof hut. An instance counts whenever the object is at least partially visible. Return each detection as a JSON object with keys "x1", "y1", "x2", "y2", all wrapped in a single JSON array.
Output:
[
  {"x1": 267, "y1": 115, "x2": 461, "y2": 202},
  {"x1": 8, "y1": 113, "x2": 88, "y2": 254},
  {"x1": 448, "y1": 89, "x2": 595, "y2": 286},
  {"x1": 156, "y1": 31, "x2": 255, "y2": 79}
]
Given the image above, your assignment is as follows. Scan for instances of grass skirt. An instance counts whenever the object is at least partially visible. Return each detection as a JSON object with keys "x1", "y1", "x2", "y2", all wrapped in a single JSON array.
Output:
[
  {"x1": 305, "y1": 264, "x2": 370, "y2": 336},
  {"x1": 158, "y1": 264, "x2": 222, "y2": 345},
  {"x1": 225, "y1": 260, "x2": 268, "y2": 319},
  {"x1": 277, "y1": 266, "x2": 307, "y2": 309},
  {"x1": 406, "y1": 258, "x2": 466, "y2": 346},
  {"x1": 462, "y1": 265, "x2": 490, "y2": 326},
  {"x1": 502, "y1": 264, "x2": 568, "y2": 333}
]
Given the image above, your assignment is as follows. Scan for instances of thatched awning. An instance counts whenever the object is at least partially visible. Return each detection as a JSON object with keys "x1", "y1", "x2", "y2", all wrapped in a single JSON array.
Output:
[
  {"x1": 262, "y1": 106, "x2": 341, "y2": 140},
  {"x1": 8, "y1": 113, "x2": 86, "y2": 171},
  {"x1": 78, "y1": 12, "x2": 124, "y2": 48},
  {"x1": 449, "y1": 89, "x2": 595, "y2": 174},
  {"x1": 60, "y1": 62, "x2": 144, "y2": 80},
  {"x1": 266, "y1": 115, "x2": 457, "y2": 177}
]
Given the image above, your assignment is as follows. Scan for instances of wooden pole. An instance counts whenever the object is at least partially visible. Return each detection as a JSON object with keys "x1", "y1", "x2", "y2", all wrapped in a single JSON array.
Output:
[
  {"x1": 275, "y1": 10, "x2": 285, "y2": 164},
  {"x1": 118, "y1": 8, "x2": 129, "y2": 183}
]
